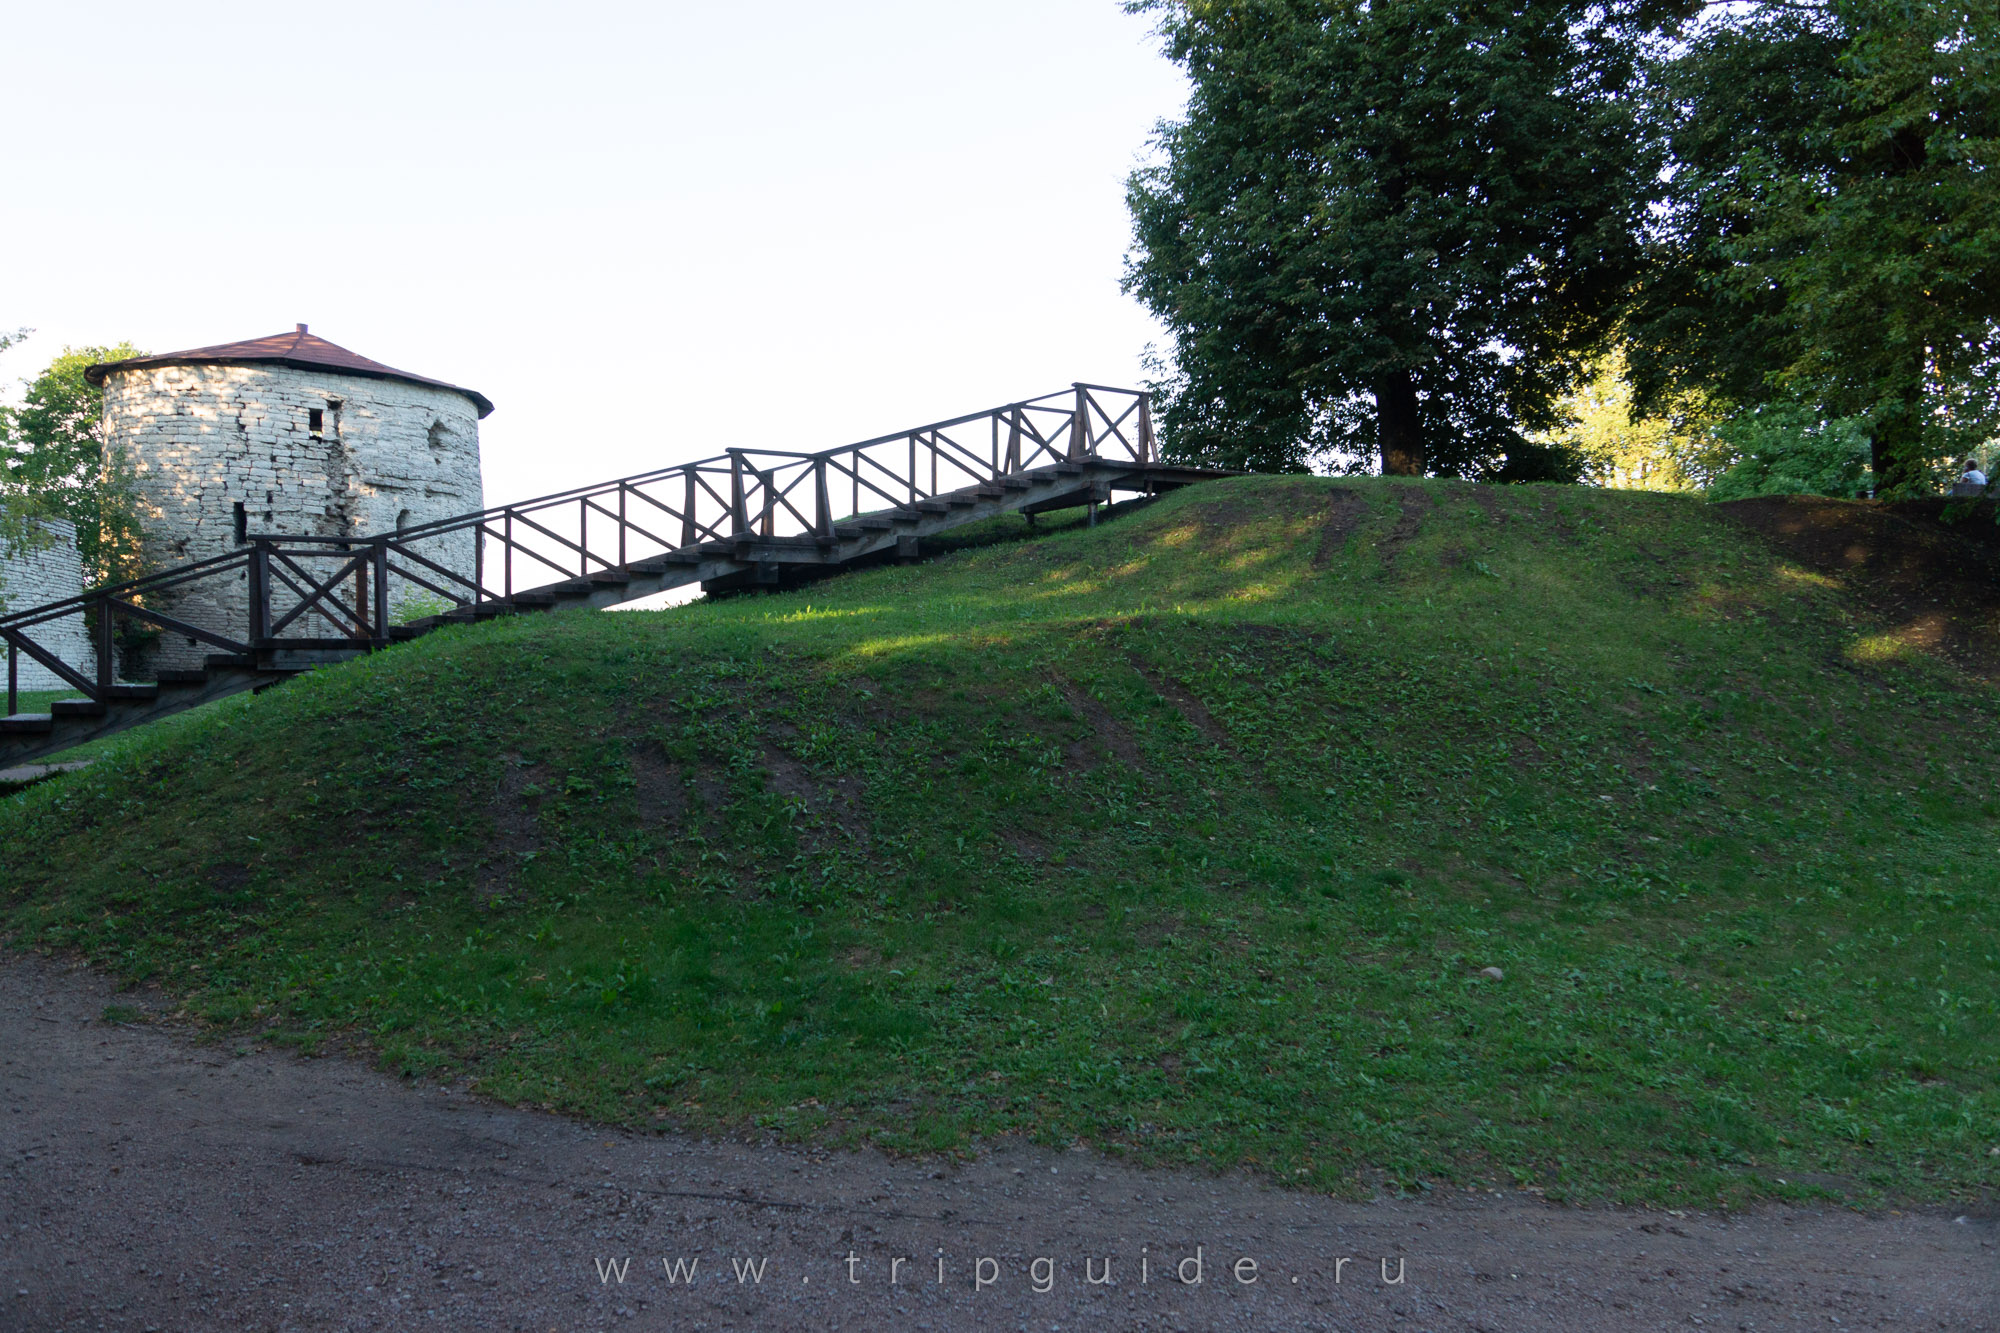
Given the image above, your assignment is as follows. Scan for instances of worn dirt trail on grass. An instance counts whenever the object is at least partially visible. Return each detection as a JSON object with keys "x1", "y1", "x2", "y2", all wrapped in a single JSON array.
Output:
[{"x1": 2, "y1": 956, "x2": 1993, "y2": 1332}]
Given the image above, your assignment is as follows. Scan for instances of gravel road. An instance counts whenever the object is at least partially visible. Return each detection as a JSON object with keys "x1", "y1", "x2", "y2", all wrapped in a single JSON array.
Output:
[{"x1": 2, "y1": 953, "x2": 1993, "y2": 1331}]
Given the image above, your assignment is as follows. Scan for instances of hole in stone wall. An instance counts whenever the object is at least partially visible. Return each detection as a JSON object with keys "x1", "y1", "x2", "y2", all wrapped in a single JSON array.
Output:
[
  {"x1": 427, "y1": 420, "x2": 449, "y2": 452},
  {"x1": 308, "y1": 408, "x2": 324, "y2": 439},
  {"x1": 233, "y1": 501, "x2": 247, "y2": 545}
]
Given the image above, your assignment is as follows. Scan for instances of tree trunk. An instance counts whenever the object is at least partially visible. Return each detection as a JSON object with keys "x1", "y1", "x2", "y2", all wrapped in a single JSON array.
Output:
[{"x1": 1375, "y1": 370, "x2": 1423, "y2": 476}]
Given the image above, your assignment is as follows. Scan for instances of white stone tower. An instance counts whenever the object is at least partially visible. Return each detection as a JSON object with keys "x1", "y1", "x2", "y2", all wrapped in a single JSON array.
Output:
[{"x1": 87, "y1": 326, "x2": 489, "y2": 668}]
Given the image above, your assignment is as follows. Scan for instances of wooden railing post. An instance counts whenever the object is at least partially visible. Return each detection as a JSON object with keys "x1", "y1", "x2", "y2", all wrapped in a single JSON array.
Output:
[
  {"x1": 682, "y1": 468, "x2": 697, "y2": 547},
  {"x1": 729, "y1": 452, "x2": 750, "y2": 536},
  {"x1": 1138, "y1": 391, "x2": 1156, "y2": 464},
  {"x1": 907, "y1": 434, "x2": 917, "y2": 502},
  {"x1": 814, "y1": 458, "x2": 832, "y2": 537},
  {"x1": 617, "y1": 482, "x2": 628, "y2": 568},
  {"x1": 353, "y1": 545, "x2": 370, "y2": 639},
  {"x1": 1006, "y1": 408, "x2": 1023, "y2": 473},
  {"x1": 248, "y1": 539, "x2": 270, "y2": 645},
  {"x1": 760, "y1": 468, "x2": 775, "y2": 537},
  {"x1": 96, "y1": 596, "x2": 113, "y2": 694},
  {"x1": 1069, "y1": 384, "x2": 1089, "y2": 461},
  {"x1": 504, "y1": 510, "x2": 514, "y2": 597},
  {"x1": 6, "y1": 637, "x2": 16, "y2": 717},
  {"x1": 372, "y1": 538, "x2": 390, "y2": 646}
]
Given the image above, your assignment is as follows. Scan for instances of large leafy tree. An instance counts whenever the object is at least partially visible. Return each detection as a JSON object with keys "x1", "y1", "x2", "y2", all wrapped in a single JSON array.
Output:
[
  {"x1": 1125, "y1": 0, "x2": 1691, "y2": 476},
  {"x1": 1626, "y1": 0, "x2": 2000, "y2": 492},
  {"x1": 1, "y1": 341, "x2": 146, "y2": 586}
]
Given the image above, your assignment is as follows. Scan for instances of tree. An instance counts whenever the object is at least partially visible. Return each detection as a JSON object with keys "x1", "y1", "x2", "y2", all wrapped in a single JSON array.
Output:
[
  {"x1": 1539, "y1": 348, "x2": 1725, "y2": 490},
  {"x1": 1704, "y1": 402, "x2": 1874, "y2": 501},
  {"x1": 1124, "y1": 0, "x2": 1692, "y2": 477},
  {"x1": 1626, "y1": 0, "x2": 2000, "y2": 492},
  {"x1": 1, "y1": 341, "x2": 147, "y2": 587}
]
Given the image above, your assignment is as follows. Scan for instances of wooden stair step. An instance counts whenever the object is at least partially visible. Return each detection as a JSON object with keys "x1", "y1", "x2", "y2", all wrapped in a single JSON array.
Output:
[
  {"x1": 51, "y1": 699, "x2": 107, "y2": 718},
  {"x1": 155, "y1": 670, "x2": 208, "y2": 686},
  {"x1": 0, "y1": 714, "x2": 54, "y2": 735},
  {"x1": 106, "y1": 684, "x2": 158, "y2": 702}
]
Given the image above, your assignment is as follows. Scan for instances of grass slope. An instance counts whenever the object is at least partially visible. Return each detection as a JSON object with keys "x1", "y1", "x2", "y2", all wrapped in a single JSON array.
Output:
[{"x1": 4, "y1": 476, "x2": 1997, "y2": 1206}]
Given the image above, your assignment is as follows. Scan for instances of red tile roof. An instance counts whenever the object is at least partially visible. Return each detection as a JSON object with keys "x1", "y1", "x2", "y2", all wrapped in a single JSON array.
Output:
[{"x1": 85, "y1": 325, "x2": 492, "y2": 418}]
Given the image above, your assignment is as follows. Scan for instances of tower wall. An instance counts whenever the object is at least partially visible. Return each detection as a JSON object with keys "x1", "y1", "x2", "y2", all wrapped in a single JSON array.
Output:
[
  {"x1": 0, "y1": 520, "x2": 91, "y2": 693},
  {"x1": 102, "y1": 363, "x2": 484, "y2": 670}
]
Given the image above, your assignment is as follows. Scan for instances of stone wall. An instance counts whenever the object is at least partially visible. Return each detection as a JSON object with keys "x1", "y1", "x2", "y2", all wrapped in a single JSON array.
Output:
[
  {"x1": 101, "y1": 364, "x2": 484, "y2": 671},
  {"x1": 0, "y1": 520, "x2": 92, "y2": 694}
]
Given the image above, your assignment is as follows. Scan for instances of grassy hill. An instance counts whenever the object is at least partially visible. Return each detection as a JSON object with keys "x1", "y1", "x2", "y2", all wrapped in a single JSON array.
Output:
[{"x1": 4, "y1": 475, "x2": 1997, "y2": 1206}]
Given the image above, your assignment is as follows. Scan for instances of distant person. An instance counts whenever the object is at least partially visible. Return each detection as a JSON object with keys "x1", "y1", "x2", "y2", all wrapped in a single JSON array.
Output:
[{"x1": 1951, "y1": 458, "x2": 1988, "y2": 497}]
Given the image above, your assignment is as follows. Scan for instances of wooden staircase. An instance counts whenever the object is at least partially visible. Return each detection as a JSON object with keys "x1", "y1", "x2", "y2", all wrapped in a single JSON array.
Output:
[{"x1": 0, "y1": 449, "x2": 1222, "y2": 770}]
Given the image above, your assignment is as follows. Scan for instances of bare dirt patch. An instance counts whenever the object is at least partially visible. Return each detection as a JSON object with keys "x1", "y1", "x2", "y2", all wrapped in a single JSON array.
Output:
[
  {"x1": 478, "y1": 752, "x2": 547, "y2": 900},
  {"x1": 629, "y1": 740, "x2": 687, "y2": 829},
  {"x1": 1051, "y1": 676, "x2": 1145, "y2": 771},
  {"x1": 1314, "y1": 486, "x2": 1370, "y2": 569},
  {"x1": 761, "y1": 744, "x2": 871, "y2": 852},
  {"x1": 1125, "y1": 656, "x2": 1236, "y2": 752},
  {"x1": 1375, "y1": 486, "x2": 1435, "y2": 569},
  {"x1": 1723, "y1": 496, "x2": 2000, "y2": 678}
]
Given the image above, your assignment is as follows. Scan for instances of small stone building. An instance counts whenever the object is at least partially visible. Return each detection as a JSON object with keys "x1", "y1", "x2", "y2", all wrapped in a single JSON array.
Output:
[
  {"x1": 86, "y1": 327, "x2": 490, "y2": 668},
  {"x1": 0, "y1": 519, "x2": 91, "y2": 691}
]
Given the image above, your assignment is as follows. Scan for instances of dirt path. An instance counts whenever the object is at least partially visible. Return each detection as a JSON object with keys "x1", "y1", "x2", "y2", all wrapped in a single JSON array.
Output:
[{"x1": 2, "y1": 955, "x2": 1992, "y2": 1332}]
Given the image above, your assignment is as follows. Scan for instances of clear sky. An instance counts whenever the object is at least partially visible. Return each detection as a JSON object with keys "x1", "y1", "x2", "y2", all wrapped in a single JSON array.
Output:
[{"x1": 0, "y1": 1, "x2": 1187, "y2": 507}]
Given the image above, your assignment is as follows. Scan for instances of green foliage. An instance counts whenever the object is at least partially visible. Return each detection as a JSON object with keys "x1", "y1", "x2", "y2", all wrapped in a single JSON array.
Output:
[
  {"x1": 5, "y1": 479, "x2": 1999, "y2": 1206},
  {"x1": 1124, "y1": 0, "x2": 1693, "y2": 477},
  {"x1": 1, "y1": 341, "x2": 147, "y2": 587},
  {"x1": 1540, "y1": 350, "x2": 1726, "y2": 492},
  {"x1": 392, "y1": 590, "x2": 462, "y2": 625},
  {"x1": 1627, "y1": 0, "x2": 2000, "y2": 490},
  {"x1": 1705, "y1": 402, "x2": 1875, "y2": 501}
]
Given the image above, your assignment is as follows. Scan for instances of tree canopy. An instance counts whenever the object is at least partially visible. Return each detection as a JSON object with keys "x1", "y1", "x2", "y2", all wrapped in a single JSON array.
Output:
[
  {"x1": 1627, "y1": 0, "x2": 2000, "y2": 492},
  {"x1": 1, "y1": 340, "x2": 146, "y2": 587},
  {"x1": 1125, "y1": 0, "x2": 1695, "y2": 477},
  {"x1": 1127, "y1": 0, "x2": 1999, "y2": 492}
]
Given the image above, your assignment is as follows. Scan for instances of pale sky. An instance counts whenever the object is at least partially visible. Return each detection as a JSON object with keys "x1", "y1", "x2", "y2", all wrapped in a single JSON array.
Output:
[{"x1": 0, "y1": 1, "x2": 1187, "y2": 508}]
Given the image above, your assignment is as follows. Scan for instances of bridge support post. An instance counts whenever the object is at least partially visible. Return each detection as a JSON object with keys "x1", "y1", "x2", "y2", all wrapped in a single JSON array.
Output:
[{"x1": 897, "y1": 535, "x2": 921, "y2": 563}]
